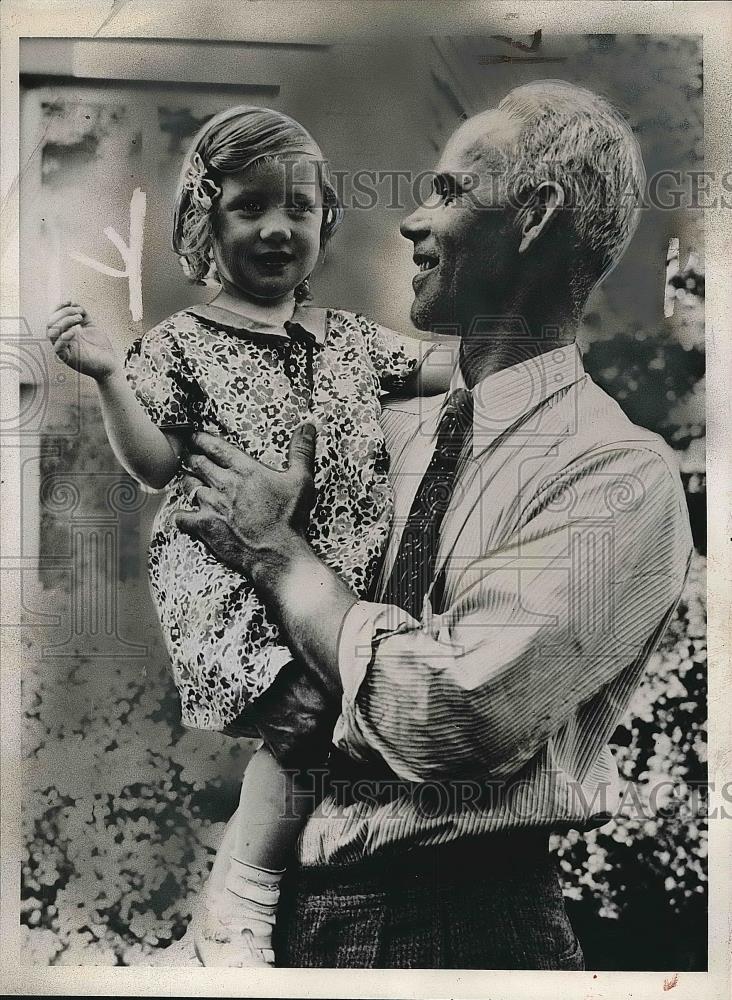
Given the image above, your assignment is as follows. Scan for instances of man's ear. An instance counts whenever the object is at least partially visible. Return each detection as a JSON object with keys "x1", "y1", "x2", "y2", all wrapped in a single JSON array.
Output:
[{"x1": 518, "y1": 181, "x2": 565, "y2": 254}]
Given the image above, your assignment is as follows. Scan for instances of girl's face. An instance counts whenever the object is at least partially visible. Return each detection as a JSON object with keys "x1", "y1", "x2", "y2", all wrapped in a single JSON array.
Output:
[{"x1": 210, "y1": 155, "x2": 324, "y2": 305}]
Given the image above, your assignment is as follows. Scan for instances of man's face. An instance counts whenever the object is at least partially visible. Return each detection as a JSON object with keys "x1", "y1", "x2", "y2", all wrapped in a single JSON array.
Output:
[{"x1": 400, "y1": 110, "x2": 523, "y2": 333}]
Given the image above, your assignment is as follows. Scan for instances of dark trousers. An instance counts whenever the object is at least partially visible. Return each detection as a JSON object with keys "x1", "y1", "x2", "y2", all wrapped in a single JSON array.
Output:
[{"x1": 275, "y1": 833, "x2": 585, "y2": 970}]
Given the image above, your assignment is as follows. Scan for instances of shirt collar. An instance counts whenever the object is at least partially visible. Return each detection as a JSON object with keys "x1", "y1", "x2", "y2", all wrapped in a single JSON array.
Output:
[
  {"x1": 186, "y1": 301, "x2": 329, "y2": 345},
  {"x1": 448, "y1": 342, "x2": 585, "y2": 458}
]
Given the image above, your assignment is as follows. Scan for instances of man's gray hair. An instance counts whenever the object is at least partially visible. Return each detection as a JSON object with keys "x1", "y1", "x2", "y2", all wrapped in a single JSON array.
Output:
[{"x1": 498, "y1": 80, "x2": 646, "y2": 288}]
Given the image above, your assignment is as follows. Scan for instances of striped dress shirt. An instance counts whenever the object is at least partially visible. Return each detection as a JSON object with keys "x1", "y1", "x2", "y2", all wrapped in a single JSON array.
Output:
[{"x1": 297, "y1": 342, "x2": 693, "y2": 866}]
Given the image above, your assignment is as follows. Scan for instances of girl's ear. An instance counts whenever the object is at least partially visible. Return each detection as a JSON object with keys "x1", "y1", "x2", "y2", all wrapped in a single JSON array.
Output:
[
  {"x1": 319, "y1": 211, "x2": 332, "y2": 250},
  {"x1": 294, "y1": 276, "x2": 313, "y2": 303}
]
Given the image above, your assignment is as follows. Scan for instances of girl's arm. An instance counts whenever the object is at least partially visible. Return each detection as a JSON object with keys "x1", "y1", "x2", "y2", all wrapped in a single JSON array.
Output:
[
  {"x1": 356, "y1": 314, "x2": 458, "y2": 398},
  {"x1": 405, "y1": 338, "x2": 459, "y2": 396},
  {"x1": 47, "y1": 301, "x2": 182, "y2": 490},
  {"x1": 95, "y1": 371, "x2": 184, "y2": 489}
]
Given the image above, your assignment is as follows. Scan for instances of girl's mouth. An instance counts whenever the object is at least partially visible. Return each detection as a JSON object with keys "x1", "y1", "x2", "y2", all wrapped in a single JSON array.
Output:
[{"x1": 256, "y1": 251, "x2": 295, "y2": 268}]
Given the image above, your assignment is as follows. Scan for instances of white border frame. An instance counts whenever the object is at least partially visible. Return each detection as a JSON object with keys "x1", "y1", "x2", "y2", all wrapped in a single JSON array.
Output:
[{"x1": 1, "y1": 3, "x2": 730, "y2": 998}]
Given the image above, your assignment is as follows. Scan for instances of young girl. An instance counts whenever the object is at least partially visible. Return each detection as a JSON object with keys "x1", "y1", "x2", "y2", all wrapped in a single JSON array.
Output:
[{"x1": 46, "y1": 105, "x2": 450, "y2": 967}]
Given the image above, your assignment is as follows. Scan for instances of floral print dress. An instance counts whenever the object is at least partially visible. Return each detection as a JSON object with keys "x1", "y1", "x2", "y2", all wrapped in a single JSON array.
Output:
[{"x1": 124, "y1": 302, "x2": 420, "y2": 731}]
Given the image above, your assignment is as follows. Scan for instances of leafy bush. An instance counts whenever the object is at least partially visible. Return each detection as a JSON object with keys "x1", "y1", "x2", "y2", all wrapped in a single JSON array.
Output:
[
  {"x1": 553, "y1": 550, "x2": 707, "y2": 969},
  {"x1": 21, "y1": 581, "x2": 251, "y2": 965},
  {"x1": 583, "y1": 335, "x2": 705, "y2": 453}
]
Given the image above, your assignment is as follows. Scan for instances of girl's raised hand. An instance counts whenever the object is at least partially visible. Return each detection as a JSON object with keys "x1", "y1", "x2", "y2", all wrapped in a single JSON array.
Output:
[{"x1": 46, "y1": 301, "x2": 122, "y2": 382}]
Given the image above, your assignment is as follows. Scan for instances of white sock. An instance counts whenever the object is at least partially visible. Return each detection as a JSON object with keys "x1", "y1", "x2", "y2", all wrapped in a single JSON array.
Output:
[{"x1": 222, "y1": 857, "x2": 284, "y2": 957}]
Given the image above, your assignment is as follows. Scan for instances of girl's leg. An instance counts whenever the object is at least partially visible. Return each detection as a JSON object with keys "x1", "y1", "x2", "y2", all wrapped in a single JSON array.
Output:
[
  {"x1": 233, "y1": 742, "x2": 314, "y2": 864},
  {"x1": 195, "y1": 745, "x2": 314, "y2": 967}
]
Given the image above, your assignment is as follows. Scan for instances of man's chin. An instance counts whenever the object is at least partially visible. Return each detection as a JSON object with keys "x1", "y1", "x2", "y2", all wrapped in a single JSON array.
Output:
[{"x1": 410, "y1": 298, "x2": 450, "y2": 334}]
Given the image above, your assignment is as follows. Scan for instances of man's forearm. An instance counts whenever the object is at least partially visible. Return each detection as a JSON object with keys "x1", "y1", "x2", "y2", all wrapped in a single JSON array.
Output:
[{"x1": 249, "y1": 534, "x2": 358, "y2": 702}]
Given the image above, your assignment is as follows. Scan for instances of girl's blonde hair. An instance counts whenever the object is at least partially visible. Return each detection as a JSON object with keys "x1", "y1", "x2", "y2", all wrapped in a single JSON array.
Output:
[{"x1": 172, "y1": 105, "x2": 343, "y2": 298}]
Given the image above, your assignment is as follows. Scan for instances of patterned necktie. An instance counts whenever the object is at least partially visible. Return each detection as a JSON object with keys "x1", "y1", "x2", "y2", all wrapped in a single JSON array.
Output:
[{"x1": 382, "y1": 387, "x2": 474, "y2": 620}]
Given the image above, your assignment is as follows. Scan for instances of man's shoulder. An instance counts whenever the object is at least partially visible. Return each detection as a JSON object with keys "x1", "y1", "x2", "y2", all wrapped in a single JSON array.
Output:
[
  {"x1": 573, "y1": 376, "x2": 678, "y2": 472},
  {"x1": 566, "y1": 378, "x2": 690, "y2": 538}
]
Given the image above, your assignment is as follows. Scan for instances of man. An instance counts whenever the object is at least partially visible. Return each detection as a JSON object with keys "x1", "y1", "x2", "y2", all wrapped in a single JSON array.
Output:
[{"x1": 178, "y1": 81, "x2": 693, "y2": 969}]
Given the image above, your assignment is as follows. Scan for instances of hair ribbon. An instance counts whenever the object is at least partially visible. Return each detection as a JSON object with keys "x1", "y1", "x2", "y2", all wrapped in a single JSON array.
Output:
[{"x1": 182, "y1": 151, "x2": 222, "y2": 211}]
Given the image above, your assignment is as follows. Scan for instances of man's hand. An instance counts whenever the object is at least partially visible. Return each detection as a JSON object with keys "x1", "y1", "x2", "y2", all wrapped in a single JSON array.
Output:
[{"x1": 176, "y1": 423, "x2": 317, "y2": 581}]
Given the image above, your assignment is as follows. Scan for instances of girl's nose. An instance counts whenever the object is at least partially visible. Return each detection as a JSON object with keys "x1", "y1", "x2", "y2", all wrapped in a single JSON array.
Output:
[{"x1": 260, "y1": 211, "x2": 292, "y2": 242}]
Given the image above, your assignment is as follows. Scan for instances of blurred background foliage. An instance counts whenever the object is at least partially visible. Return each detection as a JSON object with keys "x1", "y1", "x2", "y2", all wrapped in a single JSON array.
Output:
[{"x1": 21, "y1": 32, "x2": 705, "y2": 969}]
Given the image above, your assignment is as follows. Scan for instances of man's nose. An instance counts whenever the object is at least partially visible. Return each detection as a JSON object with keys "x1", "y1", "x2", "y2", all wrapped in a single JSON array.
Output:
[
  {"x1": 400, "y1": 206, "x2": 429, "y2": 243},
  {"x1": 260, "y1": 211, "x2": 292, "y2": 242}
]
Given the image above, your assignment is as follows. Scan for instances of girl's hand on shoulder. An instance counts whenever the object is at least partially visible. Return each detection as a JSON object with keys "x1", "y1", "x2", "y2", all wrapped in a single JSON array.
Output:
[{"x1": 46, "y1": 301, "x2": 122, "y2": 382}]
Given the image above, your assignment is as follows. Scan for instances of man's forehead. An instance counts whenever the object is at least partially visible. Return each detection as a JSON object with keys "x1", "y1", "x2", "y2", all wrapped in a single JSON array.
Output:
[{"x1": 437, "y1": 109, "x2": 521, "y2": 174}]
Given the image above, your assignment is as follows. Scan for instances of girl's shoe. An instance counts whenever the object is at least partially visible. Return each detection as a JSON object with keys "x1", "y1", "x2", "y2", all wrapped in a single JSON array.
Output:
[
  {"x1": 193, "y1": 901, "x2": 274, "y2": 967},
  {"x1": 148, "y1": 926, "x2": 202, "y2": 966}
]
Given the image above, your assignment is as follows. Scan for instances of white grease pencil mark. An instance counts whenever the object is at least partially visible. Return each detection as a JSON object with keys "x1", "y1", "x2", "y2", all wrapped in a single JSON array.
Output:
[
  {"x1": 664, "y1": 237, "x2": 698, "y2": 319},
  {"x1": 69, "y1": 187, "x2": 146, "y2": 321}
]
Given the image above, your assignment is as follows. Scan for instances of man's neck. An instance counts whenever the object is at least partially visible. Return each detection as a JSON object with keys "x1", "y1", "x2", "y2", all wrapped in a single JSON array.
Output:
[{"x1": 458, "y1": 304, "x2": 580, "y2": 389}]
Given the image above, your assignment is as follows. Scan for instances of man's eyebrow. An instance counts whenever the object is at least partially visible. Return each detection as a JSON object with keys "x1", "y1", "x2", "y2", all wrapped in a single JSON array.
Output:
[{"x1": 433, "y1": 171, "x2": 468, "y2": 193}]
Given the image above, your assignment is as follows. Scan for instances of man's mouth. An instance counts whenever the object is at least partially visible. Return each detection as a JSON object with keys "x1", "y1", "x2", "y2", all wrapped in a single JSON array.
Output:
[
  {"x1": 413, "y1": 252, "x2": 439, "y2": 287},
  {"x1": 413, "y1": 252, "x2": 439, "y2": 273}
]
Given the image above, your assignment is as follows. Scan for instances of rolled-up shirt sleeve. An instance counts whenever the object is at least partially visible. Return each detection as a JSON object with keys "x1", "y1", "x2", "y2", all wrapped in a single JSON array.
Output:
[
  {"x1": 332, "y1": 445, "x2": 693, "y2": 783},
  {"x1": 336, "y1": 599, "x2": 416, "y2": 702}
]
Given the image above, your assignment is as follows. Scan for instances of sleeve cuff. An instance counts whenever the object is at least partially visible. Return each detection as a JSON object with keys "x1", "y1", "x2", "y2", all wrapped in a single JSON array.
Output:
[{"x1": 337, "y1": 600, "x2": 416, "y2": 704}]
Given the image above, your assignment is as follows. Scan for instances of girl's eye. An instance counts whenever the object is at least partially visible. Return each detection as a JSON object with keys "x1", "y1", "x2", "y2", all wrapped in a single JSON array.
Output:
[{"x1": 238, "y1": 201, "x2": 262, "y2": 213}]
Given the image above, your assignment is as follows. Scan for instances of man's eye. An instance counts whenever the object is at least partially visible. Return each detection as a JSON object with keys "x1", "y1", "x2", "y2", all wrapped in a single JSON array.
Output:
[
  {"x1": 434, "y1": 177, "x2": 457, "y2": 205},
  {"x1": 287, "y1": 202, "x2": 313, "y2": 216}
]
